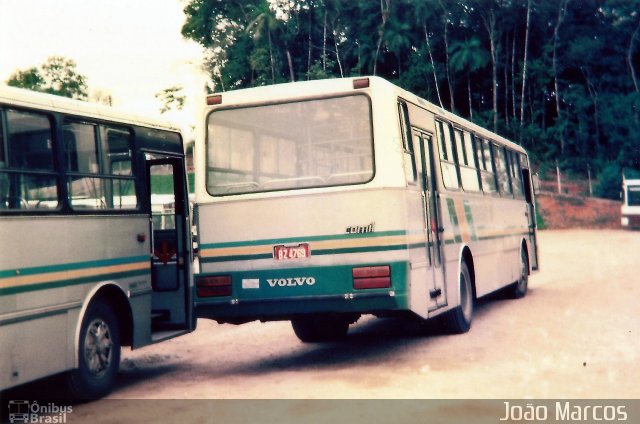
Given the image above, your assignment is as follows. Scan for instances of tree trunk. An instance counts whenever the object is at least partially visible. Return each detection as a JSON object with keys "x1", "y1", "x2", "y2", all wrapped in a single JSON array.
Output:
[
  {"x1": 286, "y1": 49, "x2": 295, "y2": 82},
  {"x1": 424, "y1": 23, "x2": 444, "y2": 109},
  {"x1": 307, "y1": 10, "x2": 312, "y2": 80},
  {"x1": 627, "y1": 18, "x2": 640, "y2": 93},
  {"x1": 373, "y1": 0, "x2": 390, "y2": 76},
  {"x1": 482, "y1": 9, "x2": 498, "y2": 133},
  {"x1": 504, "y1": 33, "x2": 510, "y2": 128},
  {"x1": 511, "y1": 35, "x2": 517, "y2": 121},
  {"x1": 553, "y1": 0, "x2": 570, "y2": 154},
  {"x1": 332, "y1": 22, "x2": 344, "y2": 77},
  {"x1": 323, "y1": 8, "x2": 327, "y2": 72},
  {"x1": 267, "y1": 29, "x2": 275, "y2": 84},
  {"x1": 519, "y1": 0, "x2": 531, "y2": 126},
  {"x1": 438, "y1": 0, "x2": 454, "y2": 112}
]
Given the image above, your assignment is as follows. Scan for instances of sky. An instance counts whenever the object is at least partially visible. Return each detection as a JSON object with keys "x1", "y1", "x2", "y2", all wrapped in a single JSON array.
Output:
[{"x1": 0, "y1": 0, "x2": 207, "y2": 135}]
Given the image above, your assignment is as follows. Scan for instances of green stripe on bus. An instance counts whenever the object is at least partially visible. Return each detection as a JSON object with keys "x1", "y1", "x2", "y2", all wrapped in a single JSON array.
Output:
[
  {"x1": 463, "y1": 200, "x2": 478, "y2": 242},
  {"x1": 446, "y1": 198, "x2": 463, "y2": 243},
  {"x1": 0, "y1": 269, "x2": 150, "y2": 296},
  {"x1": 199, "y1": 230, "x2": 407, "y2": 250},
  {"x1": 0, "y1": 255, "x2": 150, "y2": 279},
  {"x1": 200, "y1": 243, "x2": 410, "y2": 263}
]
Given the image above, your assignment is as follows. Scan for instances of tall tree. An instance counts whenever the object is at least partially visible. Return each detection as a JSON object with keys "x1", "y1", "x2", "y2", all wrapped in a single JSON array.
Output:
[
  {"x1": 450, "y1": 37, "x2": 489, "y2": 120},
  {"x1": 7, "y1": 56, "x2": 88, "y2": 100}
]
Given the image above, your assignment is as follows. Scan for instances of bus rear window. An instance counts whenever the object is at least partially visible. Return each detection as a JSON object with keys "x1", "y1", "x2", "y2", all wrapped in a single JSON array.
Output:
[{"x1": 206, "y1": 95, "x2": 374, "y2": 195}]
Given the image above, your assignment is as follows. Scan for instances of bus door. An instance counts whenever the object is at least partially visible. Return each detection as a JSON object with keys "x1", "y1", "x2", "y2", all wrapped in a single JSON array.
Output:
[
  {"x1": 412, "y1": 130, "x2": 447, "y2": 310},
  {"x1": 146, "y1": 157, "x2": 191, "y2": 338},
  {"x1": 522, "y1": 167, "x2": 539, "y2": 270}
]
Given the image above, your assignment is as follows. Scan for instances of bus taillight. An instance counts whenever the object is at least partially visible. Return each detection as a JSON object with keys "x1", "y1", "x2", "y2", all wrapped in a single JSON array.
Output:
[
  {"x1": 353, "y1": 78, "x2": 370, "y2": 89},
  {"x1": 197, "y1": 275, "x2": 232, "y2": 297},
  {"x1": 352, "y1": 265, "x2": 391, "y2": 289},
  {"x1": 207, "y1": 95, "x2": 222, "y2": 105}
]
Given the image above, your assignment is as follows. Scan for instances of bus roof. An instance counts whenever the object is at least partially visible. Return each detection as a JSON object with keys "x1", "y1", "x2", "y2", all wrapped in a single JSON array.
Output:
[
  {"x1": 0, "y1": 84, "x2": 181, "y2": 133},
  {"x1": 206, "y1": 76, "x2": 526, "y2": 154}
]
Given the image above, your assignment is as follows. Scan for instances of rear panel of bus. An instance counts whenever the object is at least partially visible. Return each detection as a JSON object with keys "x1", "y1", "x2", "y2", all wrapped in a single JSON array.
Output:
[{"x1": 194, "y1": 79, "x2": 427, "y2": 323}]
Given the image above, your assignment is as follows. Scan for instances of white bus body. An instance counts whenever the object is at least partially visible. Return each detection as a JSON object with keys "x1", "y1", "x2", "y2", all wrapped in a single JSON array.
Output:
[
  {"x1": 193, "y1": 76, "x2": 538, "y2": 341},
  {"x1": 0, "y1": 86, "x2": 194, "y2": 397},
  {"x1": 621, "y1": 177, "x2": 640, "y2": 228}
]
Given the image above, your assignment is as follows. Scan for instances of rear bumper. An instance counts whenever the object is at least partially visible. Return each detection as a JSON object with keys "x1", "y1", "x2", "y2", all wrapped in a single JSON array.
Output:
[
  {"x1": 621, "y1": 215, "x2": 640, "y2": 228},
  {"x1": 194, "y1": 261, "x2": 410, "y2": 323}
]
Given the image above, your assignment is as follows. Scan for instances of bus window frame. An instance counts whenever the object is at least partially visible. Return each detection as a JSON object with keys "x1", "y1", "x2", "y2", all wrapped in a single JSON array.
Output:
[
  {"x1": 204, "y1": 93, "x2": 376, "y2": 197},
  {"x1": 0, "y1": 107, "x2": 61, "y2": 213}
]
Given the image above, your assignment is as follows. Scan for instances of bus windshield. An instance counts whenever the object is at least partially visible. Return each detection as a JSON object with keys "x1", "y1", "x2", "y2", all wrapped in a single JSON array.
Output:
[
  {"x1": 628, "y1": 186, "x2": 640, "y2": 206},
  {"x1": 206, "y1": 95, "x2": 374, "y2": 195}
]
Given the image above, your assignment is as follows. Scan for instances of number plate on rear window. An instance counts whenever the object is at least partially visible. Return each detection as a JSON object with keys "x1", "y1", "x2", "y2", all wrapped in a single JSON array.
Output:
[{"x1": 273, "y1": 243, "x2": 310, "y2": 260}]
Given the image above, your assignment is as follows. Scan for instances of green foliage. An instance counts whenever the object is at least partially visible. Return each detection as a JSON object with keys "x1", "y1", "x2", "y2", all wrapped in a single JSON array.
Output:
[
  {"x1": 595, "y1": 163, "x2": 622, "y2": 200},
  {"x1": 6, "y1": 56, "x2": 88, "y2": 100},
  {"x1": 155, "y1": 86, "x2": 186, "y2": 114},
  {"x1": 181, "y1": 0, "x2": 640, "y2": 187}
]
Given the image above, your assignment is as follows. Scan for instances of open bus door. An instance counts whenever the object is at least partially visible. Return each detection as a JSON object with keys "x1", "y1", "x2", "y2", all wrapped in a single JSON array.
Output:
[
  {"x1": 412, "y1": 130, "x2": 447, "y2": 310},
  {"x1": 522, "y1": 168, "x2": 539, "y2": 271},
  {"x1": 146, "y1": 156, "x2": 192, "y2": 340}
]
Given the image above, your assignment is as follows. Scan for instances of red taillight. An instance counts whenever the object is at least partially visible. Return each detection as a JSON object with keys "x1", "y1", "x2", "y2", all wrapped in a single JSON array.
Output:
[
  {"x1": 353, "y1": 265, "x2": 391, "y2": 289},
  {"x1": 207, "y1": 95, "x2": 222, "y2": 105},
  {"x1": 197, "y1": 275, "x2": 232, "y2": 297},
  {"x1": 353, "y1": 78, "x2": 370, "y2": 89}
]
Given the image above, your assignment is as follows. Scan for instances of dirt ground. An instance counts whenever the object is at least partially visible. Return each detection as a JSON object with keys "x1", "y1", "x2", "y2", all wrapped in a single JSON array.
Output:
[
  {"x1": 3, "y1": 229, "x2": 639, "y2": 423},
  {"x1": 537, "y1": 193, "x2": 621, "y2": 229}
]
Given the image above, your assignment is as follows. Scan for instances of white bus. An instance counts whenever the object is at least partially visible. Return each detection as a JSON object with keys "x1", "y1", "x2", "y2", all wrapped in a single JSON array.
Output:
[
  {"x1": 621, "y1": 175, "x2": 640, "y2": 228},
  {"x1": 193, "y1": 76, "x2": 538, "y2": 341},
  {"x1": 0, "y1": 86, "x2": 194, "y2": 397}
]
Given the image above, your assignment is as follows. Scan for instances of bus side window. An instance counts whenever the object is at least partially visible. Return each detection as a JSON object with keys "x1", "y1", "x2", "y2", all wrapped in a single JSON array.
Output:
[
  {"x1": 436, "y1": 121, "x2": 460, "y2": 190},
  {"x1": 509, "y1": 150, "x2": 525, "y2": 199},
  {"x1": 494, "y1": 144, "x2": 512, "y2": 196},
  {"x1": 2, "y1": 109, "x2": 58, "y2": 210},
  {"x1": 459, "y1": 131, "x2": 480, "y2": 192},
  {"x1": 398, "y1": 101, "x2": 416, "y2": 184},
  {"x1": 480, "y1": 138, "x2": 497, "y2": 194},
  {"x1": 103, "y1": 126, "x2": 137, "y2": 209}
]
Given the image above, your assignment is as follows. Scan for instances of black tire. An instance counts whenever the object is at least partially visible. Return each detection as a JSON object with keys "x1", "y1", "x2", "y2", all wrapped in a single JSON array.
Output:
[
  {"x1": 507, "y1": 249, "x2": 529, "y2": 299},
  {"x1": 66, "y1": 300, "x2": 121, "y2": 399},
  {"x1": 441, "y1": 261, "x2": 473, "y2": 334},
  {"x1": 291, "y1": 315, "x2": 350, "y2": 343}
]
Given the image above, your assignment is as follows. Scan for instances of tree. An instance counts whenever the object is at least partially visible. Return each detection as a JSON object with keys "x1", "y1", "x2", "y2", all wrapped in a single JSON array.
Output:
[
  {"x1": 6, "y1": 56, "x2": 88, "y2": 100},
  {"x1": 155, "y1": 86, "x2": 186, "y2": 114},
  {"x1": 450, "y1": 37, "x2": 489, "y2": 119}
]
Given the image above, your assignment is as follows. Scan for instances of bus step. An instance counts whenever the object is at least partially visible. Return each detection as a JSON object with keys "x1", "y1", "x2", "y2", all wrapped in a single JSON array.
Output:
[{"x1": 151, "y1": 310, "x2": 170, "y2": 323}]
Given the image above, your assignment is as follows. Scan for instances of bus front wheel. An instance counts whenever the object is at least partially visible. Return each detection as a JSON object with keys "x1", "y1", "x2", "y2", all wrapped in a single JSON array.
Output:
[{"x1": 66, "y1": 299, "x2": 121, "y2": 399}]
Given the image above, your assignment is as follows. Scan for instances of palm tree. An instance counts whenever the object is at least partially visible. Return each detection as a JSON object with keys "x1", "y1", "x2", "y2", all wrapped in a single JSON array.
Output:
[
  {"x1": 449, "y1": 37, "x2": 489, "y2": 120},
  {"x1": 246, "y1": 1, "x2": 279, "y2": 84}
]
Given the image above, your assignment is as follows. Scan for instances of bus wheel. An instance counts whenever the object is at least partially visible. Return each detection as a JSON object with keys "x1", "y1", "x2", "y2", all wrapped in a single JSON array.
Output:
[
  {"x1": 442, "y1": 261, "x2": 473, "y2": 334},
  {"x1": 507, "y1": 249, "x2": 529, "y2": 299},
  {"x1": 291, "y1": 315, "x2": 350, "y2": 343},
  {"x1": 67, "y1": 300, "x2": 121, "y2": 399}
]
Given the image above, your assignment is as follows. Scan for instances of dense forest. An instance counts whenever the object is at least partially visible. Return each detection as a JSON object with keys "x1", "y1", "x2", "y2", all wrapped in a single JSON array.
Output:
[{"x1": 181, "y1": 0, "x2": 640, "y2": 197}]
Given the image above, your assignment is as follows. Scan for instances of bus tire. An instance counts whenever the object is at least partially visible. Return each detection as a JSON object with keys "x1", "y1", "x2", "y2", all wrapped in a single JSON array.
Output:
[
  {"x1": 291, "y1": 315, "x2": 350, "y2": 343},
  {"x1": 66, "y1": 299, "x2": 121, "y2": 399},
  {"x1": 507, "y1": 249, "x2": 529, "y2": 299},
  {"x1": 442, "y1": 261, "x2": 473, "y2": 334}
]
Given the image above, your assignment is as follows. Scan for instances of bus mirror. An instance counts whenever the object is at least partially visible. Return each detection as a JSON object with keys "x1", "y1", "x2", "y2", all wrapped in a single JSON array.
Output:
[{"x1": 532, "y1": 173, "x2": 541, "y2": 194}]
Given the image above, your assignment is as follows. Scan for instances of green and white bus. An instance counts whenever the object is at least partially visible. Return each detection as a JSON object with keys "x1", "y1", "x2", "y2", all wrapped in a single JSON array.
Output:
[
  {"x1": 621, "y1": 175, "x2": 640, "y2": 229},
  {"x1": 193, "y1": 76, "x2": 538, "y2": 341},
  {"x1": 0, "y1": 86, "x2": 194, "y2": 397}
]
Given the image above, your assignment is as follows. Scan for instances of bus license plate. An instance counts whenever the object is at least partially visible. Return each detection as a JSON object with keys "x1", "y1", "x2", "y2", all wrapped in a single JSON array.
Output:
[{"x1": 274, "y1": 243, "x2": 310, "y2": 260}]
